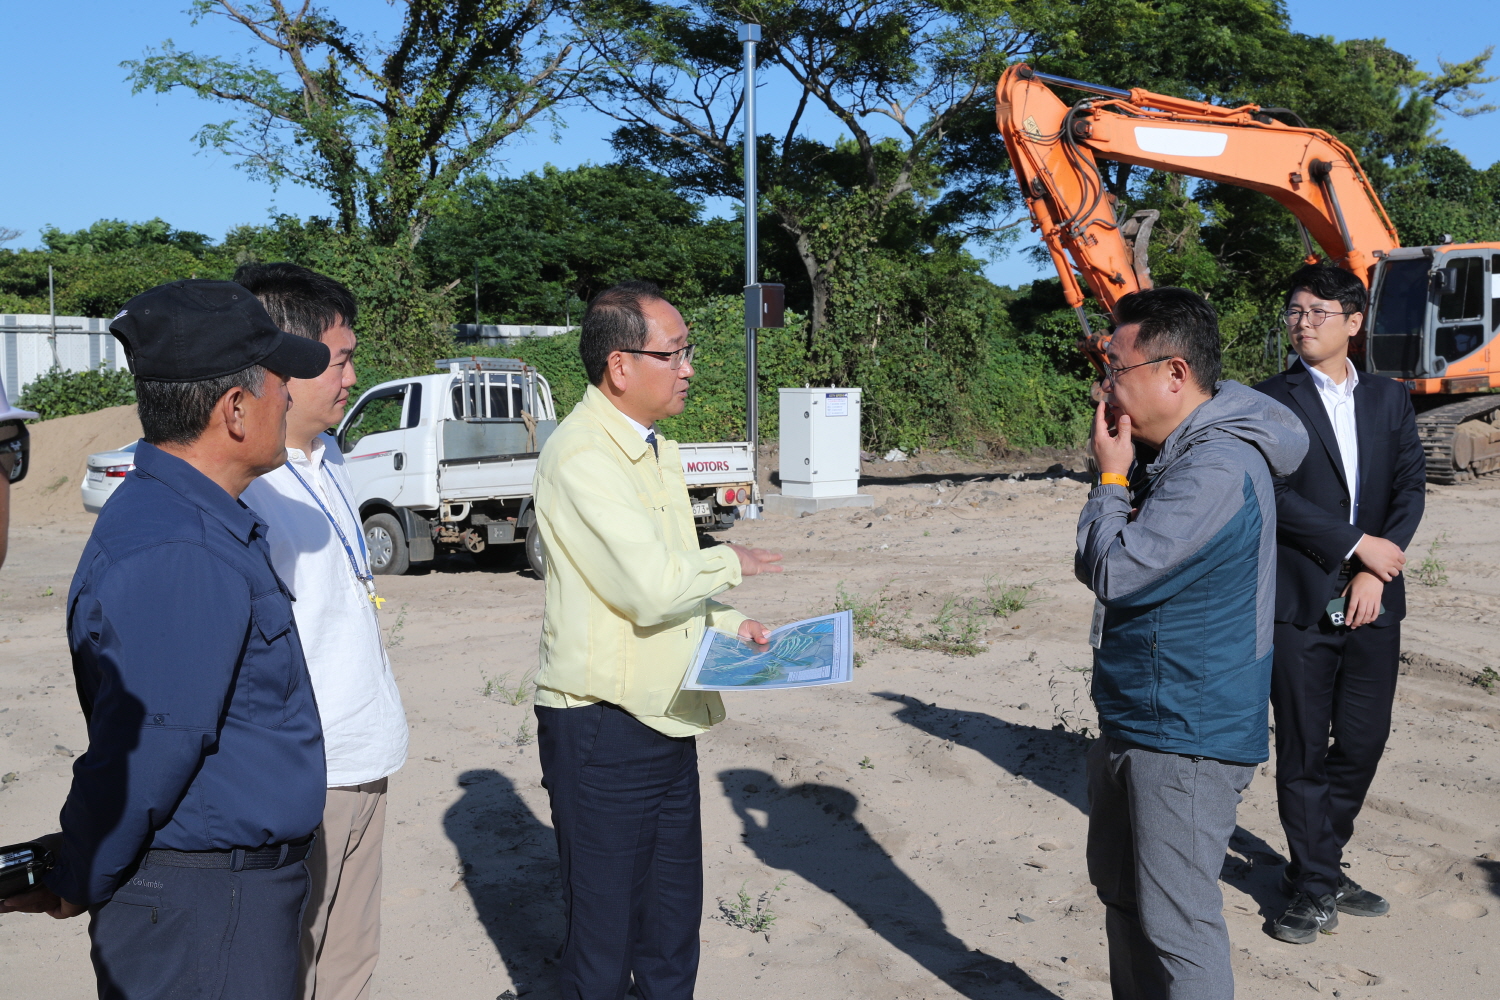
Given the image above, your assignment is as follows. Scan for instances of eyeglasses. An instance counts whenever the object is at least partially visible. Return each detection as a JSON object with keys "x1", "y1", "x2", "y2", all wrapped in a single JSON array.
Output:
[
  {"x1": 619, "y1": 343, "x2": 695, "y2": 370},
  {"x1": 0, "y1": 421, "x2": 28, "y2": 484},
  {"x1": 1283, "y1": 307, "x2": 1354, "y2": 327},
  {"x1": 1100, "y1": 356, "x2": 1179, "y2": 385}
]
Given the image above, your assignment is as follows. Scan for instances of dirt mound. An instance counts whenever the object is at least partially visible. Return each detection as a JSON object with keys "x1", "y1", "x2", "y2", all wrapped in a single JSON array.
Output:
[{"x1": 10, "y1": 405, "x2": 141, "y2": 527}]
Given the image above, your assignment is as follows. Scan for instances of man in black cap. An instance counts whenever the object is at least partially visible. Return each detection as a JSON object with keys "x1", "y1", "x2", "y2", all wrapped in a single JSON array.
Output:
[{"x1": 0, "y1": 279, "x2": 331, "y2": 1000}]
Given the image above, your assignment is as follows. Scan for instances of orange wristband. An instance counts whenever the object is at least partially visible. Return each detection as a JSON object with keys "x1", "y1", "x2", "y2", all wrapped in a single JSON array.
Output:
[{"x1": 1100, "y1": 473, "x2": 1129, "y2": 488}]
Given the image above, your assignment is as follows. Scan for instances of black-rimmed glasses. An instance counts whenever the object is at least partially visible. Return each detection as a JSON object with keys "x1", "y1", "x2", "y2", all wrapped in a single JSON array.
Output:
[
  {"x1": 1101, "y1": 356, "x2": 1179, "y2": 385},
  {"x1": 620, "y1": 344, "x2": 695, "y2": 369},
  {"x1": 1283, "y1": 307, "x2": 1354, "y2": 327}
]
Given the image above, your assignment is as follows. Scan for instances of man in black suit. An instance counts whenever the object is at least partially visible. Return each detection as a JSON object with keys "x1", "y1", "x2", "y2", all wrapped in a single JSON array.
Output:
[{"x1": 1254, "y1": 263, "x2": 1426, "y2": 945}]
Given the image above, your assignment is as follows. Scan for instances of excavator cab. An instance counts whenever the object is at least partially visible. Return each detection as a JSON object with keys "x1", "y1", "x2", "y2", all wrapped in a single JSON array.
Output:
[
  {"x1": 1367, "y1": 247, "x2": 1500, "y2": 483},
  {"x1": 1368, "y1": 248, "x2": 1499, "y2": 385}
]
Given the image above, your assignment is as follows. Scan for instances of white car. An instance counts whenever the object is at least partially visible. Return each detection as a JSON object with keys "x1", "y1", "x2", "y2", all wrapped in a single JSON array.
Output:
[{"x1": 81, "y1": 441, "x2": 138, "y2": 513}]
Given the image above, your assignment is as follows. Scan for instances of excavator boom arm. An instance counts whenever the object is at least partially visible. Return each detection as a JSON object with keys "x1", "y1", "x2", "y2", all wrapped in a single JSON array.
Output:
[{"x1": 996, "y1": 65, "x2": 1400, "y2": 367}]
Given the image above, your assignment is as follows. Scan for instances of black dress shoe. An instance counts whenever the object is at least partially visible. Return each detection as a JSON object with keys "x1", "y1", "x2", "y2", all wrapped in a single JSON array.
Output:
[
  {"x1": 1334, "y1": 874, "x2": 1389, "y2": 916},
  {"x1": 1269, "y1": 891, "x2": 1339, "y2": 944}
]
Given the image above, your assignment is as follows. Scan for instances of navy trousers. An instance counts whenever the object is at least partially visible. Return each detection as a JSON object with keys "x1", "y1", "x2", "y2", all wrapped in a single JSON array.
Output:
[
  {"x1": 89, "y1": 857, "x2": 310, "y2": 1000},
  {"x1": 1272, "y1": 619, "x2": 1401, "y2": 897},
  {"x1": 536, "y1": 702, "x2": 703, "y2": 1000}
]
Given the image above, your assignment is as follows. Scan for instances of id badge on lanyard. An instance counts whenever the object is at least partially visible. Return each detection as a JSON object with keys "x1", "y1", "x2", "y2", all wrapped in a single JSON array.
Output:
[{"x1": 284, "y1": 460, "x2": 385, "y2": 609}]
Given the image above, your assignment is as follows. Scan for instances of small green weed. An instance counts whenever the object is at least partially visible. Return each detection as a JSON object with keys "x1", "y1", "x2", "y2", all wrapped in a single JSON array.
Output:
[
  {"x1": 1414, "y1": 533, "x2": 1449, "y2": 587},
  {"x1": 482, "y1": 670, "x2": 534, "y2": 706},
  {"x1": 512, "y1": 720, "x2": 535, "y2": 746},
  {"x1": 1476, "y1": 665, "x2": 1499, "y2": 694},
  {"x1": 836, "y1": 583, "x2": 986, "y2": 657},
  {"x1": 858, "y1": 756, "x2": 874, "y2": 769},
  {"x1": 834, "y1": 583, "x2": 905, "y2": 644},
  {"x1": 39, "y1": 586, "x2": 54, "y2": 598},
  {"x1": 717, "y1": 878, "x2": 786, "y2": 939},
  {"x1": 385, "y1": 603, "x2": 410, "y2": 648},
  {"x1": 982, "y1": 577, "x2": 1041, "y2": 618},
  {"x1": 913, "y1": 597, "x2": 984, "y2": 656}
]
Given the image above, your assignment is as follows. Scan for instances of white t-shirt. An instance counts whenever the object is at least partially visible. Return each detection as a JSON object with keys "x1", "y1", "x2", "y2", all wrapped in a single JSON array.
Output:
[{"x1": 242, "y1": 434, "x2": 408, "y2": 787}]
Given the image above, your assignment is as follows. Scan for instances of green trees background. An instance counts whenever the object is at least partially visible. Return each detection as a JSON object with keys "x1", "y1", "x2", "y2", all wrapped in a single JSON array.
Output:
[{"x1": 2, "y1": 1, "x2": 1497, "y2": 451}]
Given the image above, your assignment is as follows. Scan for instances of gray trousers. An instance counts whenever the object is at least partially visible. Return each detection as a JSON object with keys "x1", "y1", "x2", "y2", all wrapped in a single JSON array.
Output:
[{"x1": 1086, "y1": 737, "x2": 1255, "y2": 1000}]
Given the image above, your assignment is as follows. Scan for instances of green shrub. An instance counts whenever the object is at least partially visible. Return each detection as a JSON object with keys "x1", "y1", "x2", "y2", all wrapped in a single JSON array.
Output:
[{"x1": 16, "y1": 365, "x2": 137, "y2": 421}]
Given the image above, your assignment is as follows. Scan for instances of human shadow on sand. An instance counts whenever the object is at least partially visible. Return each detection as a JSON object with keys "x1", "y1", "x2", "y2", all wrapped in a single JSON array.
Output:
[
  {"x1": 720, "y1": 768, "x2": 1062, "y2": 998},
  {"x1": 876, "y1": 691, "x2": 1295, "y2": 922},
  {"x1": 875, "y1": 691, "x2": 1091, "y2": 813},
  {"x1": 442, "y1": 769, "x2": 563, "y2": 998}
]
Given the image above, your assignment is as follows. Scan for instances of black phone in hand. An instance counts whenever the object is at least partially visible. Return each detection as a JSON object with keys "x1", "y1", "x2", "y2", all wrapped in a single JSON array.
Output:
[{"x1": 0, "y1": 842, "x2": 55, "y2": 900}]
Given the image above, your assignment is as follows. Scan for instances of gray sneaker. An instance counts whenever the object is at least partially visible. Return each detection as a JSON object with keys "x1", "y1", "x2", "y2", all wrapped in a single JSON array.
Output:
[{"x1": 1269, "y1": 891, "x2": 1339, "y2": 944}]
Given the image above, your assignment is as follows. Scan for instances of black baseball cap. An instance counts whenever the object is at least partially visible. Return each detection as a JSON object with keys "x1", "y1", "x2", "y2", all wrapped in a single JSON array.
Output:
[{"x1": 109, "y1": 279, "x2": 329, "y2": 382}]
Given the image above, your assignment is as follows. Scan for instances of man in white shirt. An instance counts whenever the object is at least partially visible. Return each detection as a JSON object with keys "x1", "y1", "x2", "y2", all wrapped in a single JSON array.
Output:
[
  {"x1": 1254, "y1": 263, "x2": 1426, "y2": 946},
  {"x1": 237, "y1": 263, "x2": 409, "y2": 999}
]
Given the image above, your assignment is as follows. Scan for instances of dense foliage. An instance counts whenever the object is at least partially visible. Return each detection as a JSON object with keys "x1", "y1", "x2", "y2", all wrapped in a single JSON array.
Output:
[
  {"x1": 419, "y1": 164, "x2": 743, "y2": 324},
  {"x1": 0, "y1": 216, "x2": 455, "y2": 397},
  {"x1": 15, "y1": 365, "x2": 137, "y2": 421}
]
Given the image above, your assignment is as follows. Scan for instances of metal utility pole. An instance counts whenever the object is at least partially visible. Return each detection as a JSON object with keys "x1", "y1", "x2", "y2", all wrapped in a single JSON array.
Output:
[
  {"x1": 740, "y1": 22, "x2": 762, "y2": 518},
  {"x1": 48, "y1": 265, "x2": 60, "y2": 370},
  {"x1": 473, "y1": 262, "x2": 480, "y2": 325}
]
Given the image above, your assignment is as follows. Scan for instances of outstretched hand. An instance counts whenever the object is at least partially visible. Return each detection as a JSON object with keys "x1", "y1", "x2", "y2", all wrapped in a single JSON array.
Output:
[
  {"x1": 729, "y1": 544, "x2": 783, "y2": 577},
  {"x1": 1091, "y1": 400, "x2": 1135, "y2": 479}
]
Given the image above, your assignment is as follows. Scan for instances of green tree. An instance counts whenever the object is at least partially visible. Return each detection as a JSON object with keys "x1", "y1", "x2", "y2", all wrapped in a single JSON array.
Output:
[
  {"x1": 40, "y1": 218, "x2": 214, "y2": 257},
  {"x1": 418, "y1": 163, "x2": 743, "y2": 323},
  {"x1": 581, "y1": 0, "x2": 1026, "y2": 340},
  {"x1": 126, "y1": 1, "x2": 597, "y2": 248},
  {"x1": 225, "y1": 217, "x2": 455, "y2": 391}
]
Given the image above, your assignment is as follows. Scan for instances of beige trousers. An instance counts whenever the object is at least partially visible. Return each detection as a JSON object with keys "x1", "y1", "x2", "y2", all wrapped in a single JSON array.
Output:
[{"x1": 300, "y1": 778, "x2": 388, "y2": 1000}]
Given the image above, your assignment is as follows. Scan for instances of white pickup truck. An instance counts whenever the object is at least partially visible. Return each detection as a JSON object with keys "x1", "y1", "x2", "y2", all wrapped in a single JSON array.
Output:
[{"x1": 336, "y1": 357, "x2": 756, "y2": 576}]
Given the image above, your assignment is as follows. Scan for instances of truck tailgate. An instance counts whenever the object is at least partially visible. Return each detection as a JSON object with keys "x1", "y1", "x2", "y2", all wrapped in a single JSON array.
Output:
[
  {"x1": 679, "y1": 441, "x2": 753, "y2": 487},
  {"x1": 438, "y1": 455, "x2": 538, "y2": 501}
]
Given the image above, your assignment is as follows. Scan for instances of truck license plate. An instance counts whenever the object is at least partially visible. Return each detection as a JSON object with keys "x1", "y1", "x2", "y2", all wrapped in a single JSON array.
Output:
[{"x1": 691, "y1": 501, "x2": 712, "y2": 517}]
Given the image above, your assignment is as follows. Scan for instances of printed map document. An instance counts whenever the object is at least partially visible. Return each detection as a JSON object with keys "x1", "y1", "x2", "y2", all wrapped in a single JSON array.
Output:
[{"x1": 681, "y1": 611, "x2": 853, "y2": 691}]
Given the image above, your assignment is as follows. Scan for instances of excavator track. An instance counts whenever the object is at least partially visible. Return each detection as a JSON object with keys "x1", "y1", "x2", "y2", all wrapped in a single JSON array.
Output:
[{"x1": 1416, "y1": 395, "x2": 1500, "y2": 484}]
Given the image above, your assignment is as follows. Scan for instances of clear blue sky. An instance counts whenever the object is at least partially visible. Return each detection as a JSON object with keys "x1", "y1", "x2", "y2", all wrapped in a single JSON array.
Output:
[{"x1": 3, "y1": 1, "x2": 1497, "y2": 289}]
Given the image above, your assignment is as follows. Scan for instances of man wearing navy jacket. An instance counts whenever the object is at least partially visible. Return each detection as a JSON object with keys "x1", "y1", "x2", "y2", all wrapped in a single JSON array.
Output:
[
  {"x1": 1255, "y1": 263, "x2": 1426, "y2": 945},
  {"x1": 0, "y1": 280, "x2": 331, "y2": 999}
]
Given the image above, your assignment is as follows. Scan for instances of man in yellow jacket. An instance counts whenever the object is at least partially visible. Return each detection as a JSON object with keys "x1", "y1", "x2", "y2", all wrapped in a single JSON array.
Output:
[{"x1": 532, "y1": 280, "x2": 781, "y2": 1000}]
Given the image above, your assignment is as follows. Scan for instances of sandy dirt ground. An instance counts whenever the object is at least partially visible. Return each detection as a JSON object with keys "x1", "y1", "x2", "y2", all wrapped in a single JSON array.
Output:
[{"x1": 3, "y1": 412, "x2": 1499, "y2": 999}]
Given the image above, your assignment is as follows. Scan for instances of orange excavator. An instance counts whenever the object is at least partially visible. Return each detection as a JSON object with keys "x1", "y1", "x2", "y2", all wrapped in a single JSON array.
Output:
[{"x1": 996, "y1": 64, "x2": 1500, "y2": 483}]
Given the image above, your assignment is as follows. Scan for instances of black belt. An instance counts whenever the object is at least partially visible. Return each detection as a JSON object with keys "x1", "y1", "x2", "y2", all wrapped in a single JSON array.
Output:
[{"x1": 143, "y1": 835, "x2": 314, "y2": 872}]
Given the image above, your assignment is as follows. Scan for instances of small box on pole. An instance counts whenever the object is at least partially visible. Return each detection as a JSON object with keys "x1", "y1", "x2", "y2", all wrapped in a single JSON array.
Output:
[{"x1": 744, "y1": 283, "x2": 785, "y2": 329}]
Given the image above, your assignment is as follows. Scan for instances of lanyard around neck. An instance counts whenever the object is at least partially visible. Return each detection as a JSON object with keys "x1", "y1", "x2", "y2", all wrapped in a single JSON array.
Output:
[{"x1": 283, "y1": 457, "x2": 381, "y2": 605}]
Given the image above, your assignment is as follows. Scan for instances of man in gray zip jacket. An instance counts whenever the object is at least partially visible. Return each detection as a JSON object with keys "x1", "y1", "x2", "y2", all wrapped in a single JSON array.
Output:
[{"x1": 1076, "y1": 288, "x2": 1308, "y2": 1000}]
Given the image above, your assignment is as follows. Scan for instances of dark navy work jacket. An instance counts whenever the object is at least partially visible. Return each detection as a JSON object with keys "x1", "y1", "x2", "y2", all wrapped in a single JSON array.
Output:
[{"x1": 47, "y1": 442, "x2": 325, "y2": 906}]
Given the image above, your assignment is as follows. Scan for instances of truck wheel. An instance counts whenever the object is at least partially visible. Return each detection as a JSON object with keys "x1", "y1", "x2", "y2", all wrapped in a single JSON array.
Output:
[
  {"x1": 364, "y1": 513, "x2": 410, "y2": 576},
  {"x1": 524, "y1": 526, "x2": 546, "y2": 579}
]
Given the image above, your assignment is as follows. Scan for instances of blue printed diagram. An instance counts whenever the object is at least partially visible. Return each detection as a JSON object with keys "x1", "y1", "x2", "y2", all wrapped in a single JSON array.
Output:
[{"x1": 682, "y1": 611, "x2": 853, "y2": 691}]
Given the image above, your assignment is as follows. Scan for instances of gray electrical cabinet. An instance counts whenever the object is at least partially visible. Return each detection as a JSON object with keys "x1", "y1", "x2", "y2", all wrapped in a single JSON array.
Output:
[{"x1": 765, "y1": 387, "x2": 873, "y2": 514}]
